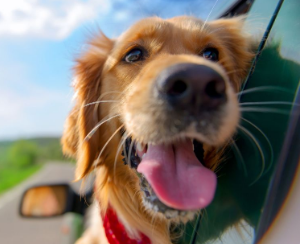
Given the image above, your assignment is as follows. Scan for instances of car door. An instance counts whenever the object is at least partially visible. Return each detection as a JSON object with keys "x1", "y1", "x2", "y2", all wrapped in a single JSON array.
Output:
[{"x1": 177, "y1": 0, "x2": 300, "y2": 243}]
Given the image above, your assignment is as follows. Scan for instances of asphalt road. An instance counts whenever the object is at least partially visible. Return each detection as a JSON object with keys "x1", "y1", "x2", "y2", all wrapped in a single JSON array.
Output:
[{"x1": 0, "y1": 162, "x2": 85, "y2": 244}]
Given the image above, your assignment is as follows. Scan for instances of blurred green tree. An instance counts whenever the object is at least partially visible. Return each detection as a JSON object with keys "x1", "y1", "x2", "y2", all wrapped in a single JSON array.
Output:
[{"x1": 8, "y1": 140, "x2": 38, "y2": 168}]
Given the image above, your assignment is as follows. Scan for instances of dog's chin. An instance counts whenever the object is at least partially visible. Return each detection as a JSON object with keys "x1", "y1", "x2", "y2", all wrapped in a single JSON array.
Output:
[{"x1": 122, "y1": 136, "x2": 214, "y2": 222}]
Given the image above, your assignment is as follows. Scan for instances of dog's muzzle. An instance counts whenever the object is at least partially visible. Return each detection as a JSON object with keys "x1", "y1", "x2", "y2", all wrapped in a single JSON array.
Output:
[{"x1": 120, "y1": 63, "x2": 223, "y2": 219}]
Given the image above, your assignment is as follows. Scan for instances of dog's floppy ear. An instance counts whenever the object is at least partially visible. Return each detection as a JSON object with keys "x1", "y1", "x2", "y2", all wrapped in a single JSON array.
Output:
[
  {"x1": 61, "y1": 33, "x2": 114, "y2": 180},
  {"x1": 209, "y1": 16, "x2": 254, "y2": 91},
  {"x1": 61, "y1": 103, "x2": 80, "y2": 157}
]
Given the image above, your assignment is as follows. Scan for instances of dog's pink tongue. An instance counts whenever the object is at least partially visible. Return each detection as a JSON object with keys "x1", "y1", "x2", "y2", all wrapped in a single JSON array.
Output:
[{"x1": 137, "y1": 140, "x2": 217, "y2": 210}]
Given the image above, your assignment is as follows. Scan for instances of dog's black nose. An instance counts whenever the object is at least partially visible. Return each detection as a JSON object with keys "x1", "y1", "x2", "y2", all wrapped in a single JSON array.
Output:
[{"x1": 156, "y1": 63, "x2": 226, "y2": 111}]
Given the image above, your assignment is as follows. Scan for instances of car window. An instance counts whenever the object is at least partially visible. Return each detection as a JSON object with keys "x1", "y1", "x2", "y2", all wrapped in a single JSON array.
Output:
[
  {"x1": 242, "y1": 0, "x2": 300, "y2": 242},
  {"x1": 176, "y1": 0, "x2": 300, "y2": 243}
]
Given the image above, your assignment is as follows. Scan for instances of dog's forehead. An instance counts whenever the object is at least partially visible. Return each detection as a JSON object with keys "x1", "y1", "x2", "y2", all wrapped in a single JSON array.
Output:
[
  {"x1": 117, "y1": 16, "x2": 206, "y2": 43},
  {"x1": 167, "y1": 16, "x2": 206, "y2": 30}
]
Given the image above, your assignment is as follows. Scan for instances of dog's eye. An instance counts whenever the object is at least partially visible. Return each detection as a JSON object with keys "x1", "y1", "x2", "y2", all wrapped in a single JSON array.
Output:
[
  {"x1": 201, "y1": 48, "x2": 219, "y2": 61},
  {"x1": 124, "y1": 49, "x2": 143, "y2": 63}
]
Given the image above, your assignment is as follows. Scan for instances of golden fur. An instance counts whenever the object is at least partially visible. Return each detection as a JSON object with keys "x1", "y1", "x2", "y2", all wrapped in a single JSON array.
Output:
[{"x1": 62, "y1": 16, "x2": 254, "y2": 244}]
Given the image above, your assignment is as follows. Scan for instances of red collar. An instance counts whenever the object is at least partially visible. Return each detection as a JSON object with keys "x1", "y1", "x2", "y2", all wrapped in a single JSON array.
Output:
[{"x1": 103, "y1": 208, "x2": 151, "y2": 244}]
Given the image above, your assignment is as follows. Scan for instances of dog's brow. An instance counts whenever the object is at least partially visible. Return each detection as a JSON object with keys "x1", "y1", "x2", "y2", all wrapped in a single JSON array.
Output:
[{"x1": 122, "y1": 20, "x2": 169, "y2": 42}]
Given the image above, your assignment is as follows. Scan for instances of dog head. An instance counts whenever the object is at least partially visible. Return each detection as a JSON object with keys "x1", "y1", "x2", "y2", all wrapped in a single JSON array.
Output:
[{"x1": 62, "y1": 16, "x2": 253, "y2": 222}]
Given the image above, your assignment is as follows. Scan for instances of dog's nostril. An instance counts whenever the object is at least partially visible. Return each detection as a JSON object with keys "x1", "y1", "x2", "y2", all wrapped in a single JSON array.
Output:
[
  {"x1": 205, "y1": 80, "x2": 225, "y2": 98},
  {"x1": 167, "y1": 80, "x2": 188, "y2": 96},
  {"x1": 156, "y1": 64, "x2": 227, "y2": 110}
]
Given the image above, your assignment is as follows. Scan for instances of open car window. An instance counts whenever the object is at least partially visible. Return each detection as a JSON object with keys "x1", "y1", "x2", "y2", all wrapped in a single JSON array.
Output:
[{"x1": 176, "y1": 0, "x2": 300, "y2": 243}]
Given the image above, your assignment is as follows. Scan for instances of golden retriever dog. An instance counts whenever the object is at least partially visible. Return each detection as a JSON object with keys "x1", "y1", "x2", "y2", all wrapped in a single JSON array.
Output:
[{"x1": 62, "y1": 15, "x2": 254, "y2": 244}]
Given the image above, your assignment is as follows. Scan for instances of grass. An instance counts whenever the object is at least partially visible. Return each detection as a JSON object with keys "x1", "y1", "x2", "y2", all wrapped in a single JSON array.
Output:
[
  {"x1": 0, "y1": 137, "x2": 70, "y2": 195},
  {"x1": 0, "y1": 165, "x2": 42, "y2": 195}
]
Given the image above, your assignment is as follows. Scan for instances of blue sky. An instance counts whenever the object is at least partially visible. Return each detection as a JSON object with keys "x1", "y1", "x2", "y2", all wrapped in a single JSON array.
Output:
[{"x1": 0, "y1": 0, "x2": 231, "y2": 140}]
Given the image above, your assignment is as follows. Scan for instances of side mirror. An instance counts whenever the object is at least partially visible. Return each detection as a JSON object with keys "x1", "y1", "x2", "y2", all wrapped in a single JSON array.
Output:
[{"x1": 19, "y1": 184, "x2": 92, "y2": 218}]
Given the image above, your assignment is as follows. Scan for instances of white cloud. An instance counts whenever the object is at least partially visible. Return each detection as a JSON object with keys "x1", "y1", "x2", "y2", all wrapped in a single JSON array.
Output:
[{"x1": 0, "y1": 0, "x2": 111, "y2": 40}]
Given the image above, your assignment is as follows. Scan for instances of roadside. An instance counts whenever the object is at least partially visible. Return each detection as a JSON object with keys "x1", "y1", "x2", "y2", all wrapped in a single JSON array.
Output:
[
  {"x1": 0, "y1": 137, "x2": 69, "y2": 194},
  {"x1": 0, "y1": 162, "x2": 81, "y2": 244},
  {"x1": 0, "y1": 165, "x2": 41, "y2": 194}
]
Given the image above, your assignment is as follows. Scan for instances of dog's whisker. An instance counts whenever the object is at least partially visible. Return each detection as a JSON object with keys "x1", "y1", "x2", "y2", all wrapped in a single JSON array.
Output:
[
  {"x1": 237, "y1": 125, "x2": 265, "y2": 185},
  {"x1": 230, "y1": 139, "x2": 248, "y2": 176},
  {"x1": 71, "y1": 100, "x2": 120, "y2": 114},
  {"x1": 237, "y1": 86, "x2": 293, "y2": 96},
  {"x1": 240, "y1": 107, "x2": 291, "y2": 115},
  {"x1": 97, "y1": 124, "x2": 124, "y2": 163},
  {"x1": 113, "y1": 132, "x2": 128, "y2": 184},
  {"x1": 201, "y1": 0, "x2": 219, "y2": 31},
  {"x1": 83, "y1": 100, "x2": 119, "y2": 108},
  {"x1": 84, "y1": 114, "x2": 121, "y2": 141},
  {"x1": 92, "y1": 92, "x2": 124, "y2": 117},
  {"x1": 240, "y1": 101, "x2": 299, "y2": 106},
  {"x1": 240, "y1": 117, "x2": 274, "y2": 175}
]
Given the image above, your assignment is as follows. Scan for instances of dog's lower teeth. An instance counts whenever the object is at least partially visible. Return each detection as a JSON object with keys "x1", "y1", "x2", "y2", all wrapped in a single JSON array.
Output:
[
  {"x1": 137, "y1": 142, "x2": 144, "y2": 152},
  {"x1": 153, "y1": 205, "x2": 159, "y2": 212},
  {"x1": 165, "y1": 210, "x2": 178, "y2": 218},
  {"x1": 142, "y1": 153, "x2": 146, "y2": 159}
]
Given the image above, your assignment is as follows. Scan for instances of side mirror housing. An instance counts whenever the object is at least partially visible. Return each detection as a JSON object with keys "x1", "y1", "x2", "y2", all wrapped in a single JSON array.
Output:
[{"x1": 19, "y1": 183, "x2": 92, "y2": 218}]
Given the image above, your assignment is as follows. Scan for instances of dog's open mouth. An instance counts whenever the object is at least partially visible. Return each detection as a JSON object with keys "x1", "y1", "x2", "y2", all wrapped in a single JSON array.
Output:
[{"x1": 122, "y1": 136, "x2": 216, "y2": 218}]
